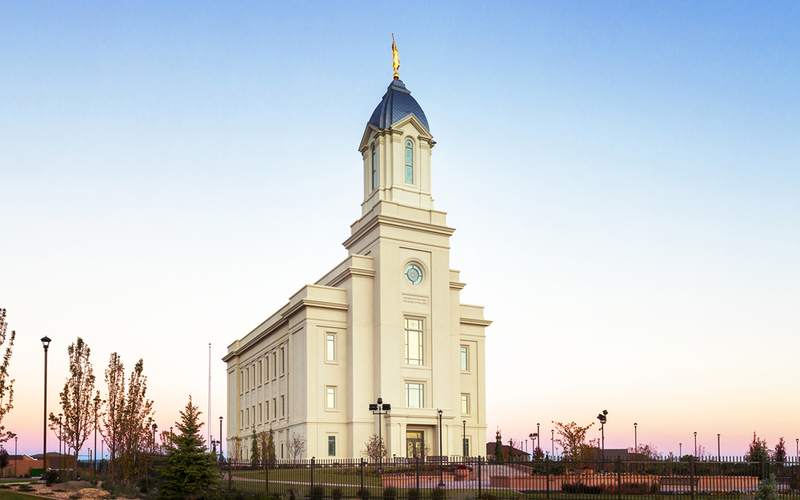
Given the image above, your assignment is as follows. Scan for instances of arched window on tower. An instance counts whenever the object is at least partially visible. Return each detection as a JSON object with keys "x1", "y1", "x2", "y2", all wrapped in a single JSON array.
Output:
[
  {"x1": 405, "y1": 139, "x2": 414, "y2": 184},
  {"x1": 371, "y1": 146, "x2": 377, "y2": 190}
]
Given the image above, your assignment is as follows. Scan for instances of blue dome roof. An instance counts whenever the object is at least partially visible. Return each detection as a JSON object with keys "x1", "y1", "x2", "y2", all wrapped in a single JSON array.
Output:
[{"x1": 368, "y1": 79, "x2": 430, "y2": 132}]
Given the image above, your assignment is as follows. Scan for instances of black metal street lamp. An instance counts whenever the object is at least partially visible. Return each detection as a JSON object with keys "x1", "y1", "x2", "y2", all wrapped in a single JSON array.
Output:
[
  {"x1": 369, "y1": 398, "x2": 391, "y2": 473},
  {"x1": 462, "y1": 420, "x2": 467, "y2": 456},
  {"x1": 14, "y1": 436, "x2": 17, "y2": 477},
  {"x1": 634, "y1": 423, "x2": 638, "y2": 452},
  {"x1": 529, "y1": 432, "x2": 538, "y2": 460},
  {"x1": 597, "y1": 410, "x2": 608, "y2": 470},
  {"x1": 41, "y1": 336, "x2": 51, "y2": 472},
  {"x1": 219, "y1": 416, "x2": 224, "y2": 460},
  {"x1": 796, "y1": 438, "x2": 798, "y2": 457},
  {"x1": 694, "y1": 432, "x2": 697, "y2": 457},
  {"x1": 58, "y1": 413, "x2": 63, "y2": 466},
  {"x1": 717, "y1": 434, "x2": 720, "y2": 461},
  {"x1": 437, "y1": 409, "x2": 444, "y2": 488},
  {"x1": 551, "y1": 429, "x2": 554, "y2": 456},
  {"x1": 537, "y1": 423, "x2": 540, "y2": 452},
  {"x1": 679, "y1": 443, "x2": 682, "y2": 457},
  {"x1": 93, "y1": 395, "x2": 100, "y2": 474}
]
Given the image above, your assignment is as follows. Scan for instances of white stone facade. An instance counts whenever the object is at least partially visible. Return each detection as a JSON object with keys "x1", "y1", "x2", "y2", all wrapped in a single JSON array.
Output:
[{"x1": 224, "y1": 78, "x2": 490, "y2": 460}]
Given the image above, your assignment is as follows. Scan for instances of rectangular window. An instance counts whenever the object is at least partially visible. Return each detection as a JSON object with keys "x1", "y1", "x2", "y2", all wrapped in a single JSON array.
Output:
[
  {"x1": 240, "y1": 410, "x2": 243, "y2": 428},
  {"x1": 273, "y1": 353, "x2": 277, "y2": 378},
  {"x1": 326, "y1": 334, "x2": 336, "y2": 362},
  {"x1": 280, "y1": 347, "x2": 285, "y2": 374},
  {"x1": 281, "y1": 395, "x2": 285, "y2": 417},
  {"x1": 246, "y1": 408, "x2": 249, "y2": 426},
  {"x1": 461, "y1": 394, "x2": 470, "y2": 415},
  {"x1": 328, "y1": 435, "x2": 336, "y2": 456},
  {"x1": 259, "y1": 403, "x2": 262, "y2": 422},
  {"x1": 326, "y1": 386, "x2": 336, "y2": 409},
  {"x1": 241, "y1": 371, "x2": 245, "y2": 393},
  {"x1": 246, "y1": 368, "x2": 250, "y2": 391},
  {"x1": 273, "y1": 398, "x2": 277, "y2": 420},
  {"x1": 460, "y1": 346, "x2": 469, "y2": 371},
  {"x1": 259, "y1": 360, "x2": 262, "y2": 385},
  {"x1": 405, "y1": 318, "x2": 424, "y2": 365},
  {"x1": 371, "y1": 148, "x2": 377, "y2": 190},
  {"x1": 265, "y1": 357, "x2": 269, "y2": 380},
  {"x1": 405, "y1": 382, "x2": 424, "y2": 408}
]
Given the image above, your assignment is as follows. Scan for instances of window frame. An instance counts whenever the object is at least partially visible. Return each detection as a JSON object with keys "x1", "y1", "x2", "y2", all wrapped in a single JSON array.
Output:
[
  {"x1": 327, "y1": 435, "x2": 337, "y2": 457},
  {"x1": 461, "y1": 393, "x2": 470, "y2": 415},
  {"x1": 460, "y1": 345, "x2": 469, "y2": 372},
  {"x1": 325, "y1": 385, "x2": 337, "y2": 410},
  {"x1": 405, "y1": 139, "x2": 414, "y2": 184},
  {"x1": 326, "y1": 333, "x2": 336, "y2": 363},
  {"x1": 405, "y1": 382, "x2": 425, "y2": 408},
  {"x1": 404, "y1": 317, "x2": 424, "y2": 365},
  {"x1": 371, "y1": 146, "x2": 377, "y2": 190}
]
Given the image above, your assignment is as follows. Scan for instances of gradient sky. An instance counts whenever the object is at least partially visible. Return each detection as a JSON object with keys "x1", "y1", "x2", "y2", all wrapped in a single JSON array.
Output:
[{"x1": 1, "y1": 1, "x2": 798, "y2": 458}]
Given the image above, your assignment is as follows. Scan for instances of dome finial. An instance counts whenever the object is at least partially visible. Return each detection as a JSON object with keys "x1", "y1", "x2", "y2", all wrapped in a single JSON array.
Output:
[{"x1": 392, "y1": 33, "x2": 400, "y2": 80}]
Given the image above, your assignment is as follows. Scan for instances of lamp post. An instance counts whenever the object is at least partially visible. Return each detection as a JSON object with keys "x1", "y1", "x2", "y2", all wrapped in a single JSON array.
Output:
[
  {"x1": 679, "y1": 443, "x2": 682, "y2": 457},
  {"x1": 369, "y1": 398, "x2": 391, "y2": 474},
  {"x1": 551, "y1": 429, "x2": 554, "y2": 456},
  {"x1": 694, "y1": 432, "x2": 697, "y2": 457},
  {"x1": 437, "y1": 409, "x2": 444, "y2": 488},
  {"x1": 93, "y1": 395, "x2": 100, "y2": 474},
  {"x1": 717, "y1": 434, "x2": 720, "y2": 461},
  {"x1": 796, "y1": 438, "x2": 798, "y2": 457},
  {"x1": 537, "y1": 423, "x2": 540, "y2": 452},
  {"x1": 529, "y1": 432, "x2": 538, "y2": 460},
  {"x1": 634, "y1": 423, "x2": 638, "y2": 453},
  {"x1": 462, "y1": 420, "x2": 467, "y2": 456},
  {"x1": 219, "y1": 416, "x2": 224, "y2": 461},
  {"x1": 14, "y1": 436, "x2": 17, "y2": 477},
  {"x1": 597, "y1": 410, "x2": 608, "y2": 470},
  {"x1": 41, "y1": 336, "x2": 51, "y2": 472},
  {"x1": 58, "y1": 413, "x2": 63, "y2": 466}
]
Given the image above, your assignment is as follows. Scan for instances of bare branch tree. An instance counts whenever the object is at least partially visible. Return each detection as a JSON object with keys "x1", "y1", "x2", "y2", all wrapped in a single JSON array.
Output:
[
  {"x1": 0, "y1": 309, "x2": 16, "y2": 443},
  {"x1": 287, "y1": 432, "x2": 306, "y2": 460}
]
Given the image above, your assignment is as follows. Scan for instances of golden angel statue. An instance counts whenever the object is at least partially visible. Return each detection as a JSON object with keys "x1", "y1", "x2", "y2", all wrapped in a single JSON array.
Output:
[{"x1": 392, "y1": 33, "x2": 400, "y2": 79}]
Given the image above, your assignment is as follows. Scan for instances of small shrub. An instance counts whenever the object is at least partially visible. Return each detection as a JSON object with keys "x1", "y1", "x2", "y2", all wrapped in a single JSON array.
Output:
[
  {"x1": 650, "y1": 482, "x2": 661, "y2": 494},
  {"x1": 357, "y1": 487, "x2": 370, "y2": 500},
  {"x1": 331, "y1": 487, "x2": 343, "y2": 500},
  {"x1": 43, "y1": 470, "x2": 60, "y2": 486},
  {"x1": 755, "y1": 474, "x2": 778, "y2": 500},
  {"x1": 17, "y1": 485, "x2": 35, "y2": 492},
  {"x1": 383, "y1": 487, "x2": 397, "y2": 500},
  {"x1": 311, "y1": 486, "x2": 326, "y2": 500},
  {"x1": 561, "y1": 482, "x2": 602, "y2": 494},
  {"x1": 432, "y1": 487, "x2": 447, "y2": 500},
  {"x1": 0, "y1": 485, "x2": 9, "y2": 490}
]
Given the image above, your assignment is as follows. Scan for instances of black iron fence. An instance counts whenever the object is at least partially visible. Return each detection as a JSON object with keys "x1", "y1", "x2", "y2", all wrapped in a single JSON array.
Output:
[{"x1": 217, "y1": 455, "x2": 800, "y2": 499}]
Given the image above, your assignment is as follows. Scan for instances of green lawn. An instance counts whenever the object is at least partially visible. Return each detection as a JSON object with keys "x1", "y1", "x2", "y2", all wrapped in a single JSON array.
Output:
[
  {"x1": 0, "y1": 492, "x2": 42, "y2": 500},
  {"x1": 232, "y1": 469, "x2": 384, "y2": 487}
]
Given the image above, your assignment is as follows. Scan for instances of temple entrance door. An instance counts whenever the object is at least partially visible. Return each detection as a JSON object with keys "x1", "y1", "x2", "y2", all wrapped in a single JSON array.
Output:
[{"x1": 407, "y1": 430, "x2": 424, "y2": 458}]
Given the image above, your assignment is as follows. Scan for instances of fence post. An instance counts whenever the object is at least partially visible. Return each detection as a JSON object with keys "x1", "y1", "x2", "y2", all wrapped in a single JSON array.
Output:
[
  {"x1": 478, "y1": 456, "x2": 482, "y2": 498},
  {"x1": 310, "y1": 457, "x2": 315, "y2": 494},
  {"x1": 228, "y1": 458, "x2": 232, "y2": 492},
  {"x1": 616, "y1": 458, "x2": 622, "y2": 500},
  {"x1": 546, "y1": 456, "x2": 550, "y2": 500},
  {"x1": 416, "y1": 455, "x2": 420, "y2": 495},
  {"x1": 360, "y1": 457, "x2": 365, "y2": 494},
  {"x1": 689, "y1": 456, "x2": 695, "y2": 500}
]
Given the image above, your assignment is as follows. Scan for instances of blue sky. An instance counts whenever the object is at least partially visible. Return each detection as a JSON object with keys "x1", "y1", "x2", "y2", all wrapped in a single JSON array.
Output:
[{"x1": 1, "y1": 1, "x2": 798, "y2": 456}]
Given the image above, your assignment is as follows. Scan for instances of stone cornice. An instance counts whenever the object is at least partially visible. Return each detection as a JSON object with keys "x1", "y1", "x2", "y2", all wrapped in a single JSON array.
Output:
[
  {"x1": 449, "y1": 281, "x2": 467, "y2": 291},
  {"x1": 460, "y1": 317, "x2": 493, "y2": 327},
  {"x1": 223, "y1": 295, "x2": 348, "y2": 361},
  {"x1": 327, "y1": 266, "x2": 376, "y2": 288},
  {"x1": 344, "y1": 213, "x2": 455, "y2": 250}
]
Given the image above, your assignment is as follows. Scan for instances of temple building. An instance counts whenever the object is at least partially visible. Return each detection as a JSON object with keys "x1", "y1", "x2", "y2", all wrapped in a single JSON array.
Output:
[{"x1": 224, "y1": 55, "x2": 490, "y2": 460}]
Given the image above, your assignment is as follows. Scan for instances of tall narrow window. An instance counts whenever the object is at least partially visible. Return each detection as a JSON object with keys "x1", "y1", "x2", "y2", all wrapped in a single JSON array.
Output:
[
  {"x1": 280, "y1": 348, "x2": 285, "y2": 374},
  {"x1": 326, "y1": 386, "x2": 336, "y2": 409},
  {"x1": 461, "y1": 394, "x2": 470, "y2": 414},
  {"x1": 328, "y1": 435, "x2": 336, "y2": 456},
  {"x1": 405, "y1": 318, "x2": 424, "y2": 365},
  {"x1": 259, "y1": 360, "x2": 263, "y2": 384},
  {"x1": 326, "y1": 334, "x2": 336, "y2": 362},
  {"x1": 460, "y1": 346, "x2": 469, "y2": 371},
  {"x1": 405, "y1": 140, "x2": 414, "y2": 183},
  {"x1": 265, "y1": 357, "x2": 270, "y2": 381},
  {"x1": 281, "y1": 396, "x2": 285, "y2": 417},
  {"x1": 371, "y1": 146, "x2": 377, "y2": 190},
  {"x1": 246, "y1": 368, "x2": 250, "y2": 391},
  {"x1": 405, "y1": 382, "x2": 424, "y2": 408},
  {"x1": 273, "y1": 352, "x2": 277, "y2": 378}
]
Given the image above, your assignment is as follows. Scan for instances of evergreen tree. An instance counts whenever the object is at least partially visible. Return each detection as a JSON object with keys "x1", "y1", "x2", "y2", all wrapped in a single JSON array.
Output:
[
  {"x1": 267, "y1": 427, "x2": 276, "y2": 464},
  {"x1": 494, "y1": 430, "x2": 504, "y2": 463},
  {"x1": 250, "y1": 428, "x2": 260, "y2": 466},
  {"x1": 157, "y1": 396, "x2": 217, "y2": 500}
]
